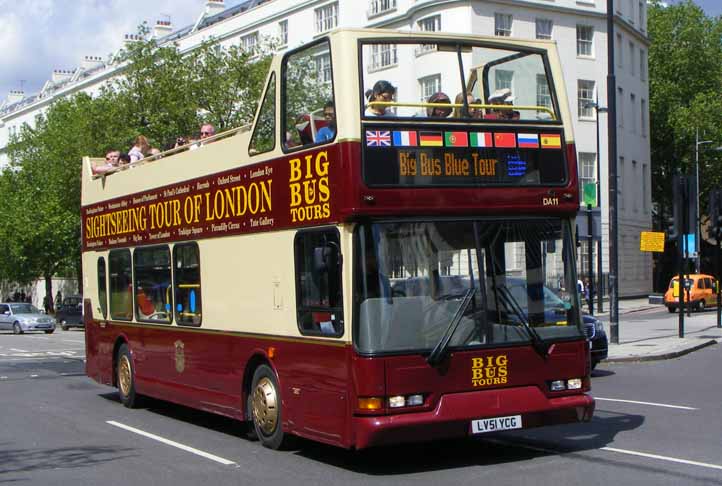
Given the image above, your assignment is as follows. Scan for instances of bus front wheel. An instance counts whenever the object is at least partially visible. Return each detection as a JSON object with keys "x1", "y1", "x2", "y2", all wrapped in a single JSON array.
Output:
[
  {"x1": 117, "y1": 344, "x2": 140, "y2": 408},
  {"x1": 250, "y1": 364, "x2": 291, "y2": 450}
]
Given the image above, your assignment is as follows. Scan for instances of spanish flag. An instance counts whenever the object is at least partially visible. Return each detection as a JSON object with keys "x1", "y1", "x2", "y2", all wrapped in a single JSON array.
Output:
[{"x1": 540, "y1": 133, "x2": 562, "y2": 149}]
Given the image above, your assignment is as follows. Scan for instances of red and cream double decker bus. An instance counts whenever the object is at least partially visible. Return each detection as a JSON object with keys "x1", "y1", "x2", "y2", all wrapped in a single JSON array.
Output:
[{"x1": 82, "y1": 29, "x2": 594, "y2": 451}]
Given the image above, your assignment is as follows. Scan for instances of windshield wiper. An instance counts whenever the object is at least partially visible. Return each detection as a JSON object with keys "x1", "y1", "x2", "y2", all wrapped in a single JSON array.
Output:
[
  {"x1": 427, "y1": 288, "x2": 475, "y2": 367},
  {"x1": 496, "y1": 285, "x2": 550, "y2": 357}
]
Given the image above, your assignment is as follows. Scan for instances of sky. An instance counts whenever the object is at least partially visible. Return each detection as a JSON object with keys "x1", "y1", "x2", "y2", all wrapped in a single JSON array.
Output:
[{"x1": 1, "y1": 0, "x2": 720, "y2": 103}]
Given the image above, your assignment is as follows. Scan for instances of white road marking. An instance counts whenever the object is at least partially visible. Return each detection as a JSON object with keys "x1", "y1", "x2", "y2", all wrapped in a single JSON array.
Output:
[
  {"x1": 30, "y1": 374, "x2": 38, "y2": 378},
  {"x1": 595, "y1": 397, "x2": 698, "y2": 410},
  {"x1": 10, "y1": 348, "x2": 28, "y2": 352},
  {"x1": 601, "y1": 447, "x2": 722, "y2": 471},
  {"x1": 107, "y1": 421, "x2": 236, "y2": 466}
]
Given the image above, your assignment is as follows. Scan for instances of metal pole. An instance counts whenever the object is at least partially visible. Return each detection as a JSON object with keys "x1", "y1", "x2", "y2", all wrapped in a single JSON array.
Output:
[
  {"x1": 695, "y1": 128, "x2": 701, "y2": 273},
  {"x1": 596, "y1": 103, "x2": 605, "y2": 314},
  {"x1": 607, "y1": 0, "x2": 620, "y2": 344},
  {"x1": 678, "y1": 176, "x2": 685, "y2": 338},
  {"x1": 588, "y1": 204, "x2": 594, "y2": 315},
  {"x1": 717, "y1": 237, "x2": 721, "y2": 328}
]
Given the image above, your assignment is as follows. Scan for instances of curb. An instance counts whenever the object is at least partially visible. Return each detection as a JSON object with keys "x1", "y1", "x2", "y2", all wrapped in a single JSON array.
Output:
[{"x1": 605, "y1": 339, "x2": 719, "y2": 363}]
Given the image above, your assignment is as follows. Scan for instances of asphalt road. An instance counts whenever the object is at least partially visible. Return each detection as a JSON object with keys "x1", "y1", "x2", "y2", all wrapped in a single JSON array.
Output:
[{"x1": 1, "y1": 328, "x2": 721, "y2": 485}]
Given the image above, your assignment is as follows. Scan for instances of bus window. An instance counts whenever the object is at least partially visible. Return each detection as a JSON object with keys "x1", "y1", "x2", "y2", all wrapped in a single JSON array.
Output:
[
  {"x1": 249, "y1": 73, "x2": 276, "y2": 155},
  {"x1": 173, "y1": 243, "x2": 202, "y2": 327},
  {"x1": 283, "y1": 39, "x2": 335, "y2": 150},
  {"x1": 97, "y1": 257, "x2": 108, "y2": 319},
  {"x1": 294, "y1": 229, "x2": 343, "y2": 336},
  {"x1": 361, "y1": 41, "x2": 558, "y2": 121},
  {"x1": 109, "y1": 250, "x2": 133, "y2": 321},
  {"x1": 134, "y1": 246, "x2": 172, "y2": 324}
]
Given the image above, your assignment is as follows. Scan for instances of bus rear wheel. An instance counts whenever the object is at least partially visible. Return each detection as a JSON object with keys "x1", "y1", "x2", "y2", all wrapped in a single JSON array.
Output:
[
  {"x1": 117, "y1": 344, "x2": 140, "y2": 408},
  {"x1": 250, "y1": 365, "x2": 291, "y2": 450}
]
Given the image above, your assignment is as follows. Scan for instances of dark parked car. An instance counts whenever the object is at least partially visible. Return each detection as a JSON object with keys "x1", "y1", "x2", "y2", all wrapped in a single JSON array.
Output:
[{"x1": 55, "y1": 295, "x2": 84, "y2": 330}]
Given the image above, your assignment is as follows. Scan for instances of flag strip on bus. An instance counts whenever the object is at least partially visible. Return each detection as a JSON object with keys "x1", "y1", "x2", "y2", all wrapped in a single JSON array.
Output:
[
  {"x1": 540, "y1": 134, "x2": 562, "y2": 149},
  {"x1": 517, "y1": 133, "x2": 539, "y2": 148},
  {"x1": 494, "y1": 132, "x2": 516, "y2": 148},
  {"x1": 444, "y1": 131, "x2": 468, "y2": 147},
  {"x1": 419, "y1": 132, "x2": 443, "y2": 147},
  {"x1": 393, "y1": 131, "x2": 418, "y2": 147},
  {"x1": 469, "y1": 132, "x2": 493, "y2": 147},
  {"x1": 366, "y1": 130, "x2": 391, "y2": 146}
]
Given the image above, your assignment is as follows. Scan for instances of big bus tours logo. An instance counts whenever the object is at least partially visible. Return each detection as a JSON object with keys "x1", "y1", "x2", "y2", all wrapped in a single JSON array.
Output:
[
  {"x1": 288, "y1": 150, "x2": 330, "y2": 223},
  {"x1": 471, "y1": 355, "x2": 508, "y2": 387}
]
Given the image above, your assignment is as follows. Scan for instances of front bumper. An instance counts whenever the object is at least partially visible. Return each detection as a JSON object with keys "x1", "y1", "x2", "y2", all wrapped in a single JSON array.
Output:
[
  {"x1": 352, "y1": 387, "x2": 594, "y2": 449},
  {"x1": 20, "y1": 322, "x2": 56, "y2": 331}
]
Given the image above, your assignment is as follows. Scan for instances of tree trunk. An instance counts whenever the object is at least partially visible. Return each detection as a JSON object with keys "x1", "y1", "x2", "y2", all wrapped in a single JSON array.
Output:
[{"x1": 44, "y1": 274, "x2": 54, "y2": 314}]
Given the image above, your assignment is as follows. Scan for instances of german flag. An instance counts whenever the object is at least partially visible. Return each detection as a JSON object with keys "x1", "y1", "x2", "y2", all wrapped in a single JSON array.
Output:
[
  {"x1": 419, "y1": 132, "x2": 443, "y2": 147},
  {"x1": 540, "y1": 133, "x2": 562, "y2": 149}
]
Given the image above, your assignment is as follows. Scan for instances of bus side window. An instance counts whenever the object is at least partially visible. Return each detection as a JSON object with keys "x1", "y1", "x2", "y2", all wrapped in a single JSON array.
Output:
[
  {"x1": 249, "y1": 73, "x2": 276, "y2": 155},
  {"x1": 109, "y1": 249, "x2": 133, "y2": 321},
  {"x1": 173, "y1": 243, "x2": 202, "y2": 327},
  {"x1": 294, "y1": 229, "x2": 343, "y2": 336},
  {"x1": 134, "y1": 246, "x2": 172, "y2": 324},
  {"x1": 283, "y1": 39, "x2": 335, "y2": 150},
  {"x1": 97, "y1": 257, "x2": 108, "y2": 318}
]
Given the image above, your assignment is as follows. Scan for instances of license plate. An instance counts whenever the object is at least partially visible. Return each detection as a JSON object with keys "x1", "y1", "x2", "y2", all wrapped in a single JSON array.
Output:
[{"x1": 471, "y1": 415, "x2": 522, "y2": 434}]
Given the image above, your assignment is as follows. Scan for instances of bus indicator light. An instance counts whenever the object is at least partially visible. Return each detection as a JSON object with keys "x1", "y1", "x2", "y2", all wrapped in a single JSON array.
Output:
[
  {"x1": 358, "y1": 397, "x2": 383, "y2": 411},
  {"x1": 267, "y1": 347, "x2": 276, "y2": 359}
]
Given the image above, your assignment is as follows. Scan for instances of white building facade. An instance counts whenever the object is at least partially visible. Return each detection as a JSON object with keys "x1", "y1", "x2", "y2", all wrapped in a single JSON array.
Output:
[{"x1": 0, "y1": 0, "x2": 651, "y2": 297}]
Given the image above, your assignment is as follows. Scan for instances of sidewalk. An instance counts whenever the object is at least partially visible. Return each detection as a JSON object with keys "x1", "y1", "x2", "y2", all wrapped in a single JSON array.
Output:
[{"x1": 592, "y1": 298, "x2": 722, "y2": 363}]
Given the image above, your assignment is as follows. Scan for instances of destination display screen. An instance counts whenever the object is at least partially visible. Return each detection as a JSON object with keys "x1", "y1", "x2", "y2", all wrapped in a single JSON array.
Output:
[{"x1": 362, "y1": 127, "x2": 567, "y2": 187}]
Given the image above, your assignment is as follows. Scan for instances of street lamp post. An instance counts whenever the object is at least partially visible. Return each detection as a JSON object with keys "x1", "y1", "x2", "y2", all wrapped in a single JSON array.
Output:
[{"x1": 695, "y1": 128, "x2": 713, "y2": 273}]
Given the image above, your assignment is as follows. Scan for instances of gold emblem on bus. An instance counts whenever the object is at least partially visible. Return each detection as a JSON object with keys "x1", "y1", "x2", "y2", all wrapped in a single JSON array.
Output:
[
  {"x1": 471, "y1": 355, "x2": 508, "y2": 387},
  {"x1": 174, "y1": 340, "x2": 185, "y2": 373}
]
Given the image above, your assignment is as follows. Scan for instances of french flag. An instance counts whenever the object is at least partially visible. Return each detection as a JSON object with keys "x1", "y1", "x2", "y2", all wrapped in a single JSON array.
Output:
[
  {"x1": 393, "y1": 131, "x2": 418, "y2": 147},
  {"x1": 517, "y1": 133, "x2": 540, "y2": 148}
]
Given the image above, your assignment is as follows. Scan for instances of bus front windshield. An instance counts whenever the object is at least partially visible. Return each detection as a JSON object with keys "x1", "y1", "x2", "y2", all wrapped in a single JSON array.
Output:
[
  {"x1": 361, "y1": 41, "x2": 558, "y2": 121},
  {"x1": 354, "y1": 218, "x2": 583, "y2": 355}
]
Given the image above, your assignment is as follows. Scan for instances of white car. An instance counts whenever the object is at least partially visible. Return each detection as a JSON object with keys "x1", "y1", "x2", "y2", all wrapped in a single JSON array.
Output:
[{"x1": 0, "y1": 303, "x2": 56, "y2": 334}]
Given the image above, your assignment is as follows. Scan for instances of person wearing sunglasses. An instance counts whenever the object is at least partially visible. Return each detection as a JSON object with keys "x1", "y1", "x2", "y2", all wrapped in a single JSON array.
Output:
[
  {"x1": 315, "y1": 101, "x2": 336, "y2": 143},
  {"x1": 190, "y1": 123, "x2": 216, "y2": 150}
]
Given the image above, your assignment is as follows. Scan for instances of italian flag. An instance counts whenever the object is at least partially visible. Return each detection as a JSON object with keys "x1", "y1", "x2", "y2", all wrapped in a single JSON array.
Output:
[{"x1": 469, "y1": 132, "x2": 493, "y2": 147}]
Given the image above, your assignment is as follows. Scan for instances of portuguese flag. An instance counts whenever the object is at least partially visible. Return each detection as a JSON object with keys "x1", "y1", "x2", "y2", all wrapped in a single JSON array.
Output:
[{"x1": 444, "y1": 131, "x2": 468, "y2": 147}]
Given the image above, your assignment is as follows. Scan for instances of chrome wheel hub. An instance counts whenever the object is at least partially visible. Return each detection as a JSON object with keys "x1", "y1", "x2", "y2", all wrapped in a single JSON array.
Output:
[{"x1": 252, "y1": 377, "x2": 278, "y2": 435}]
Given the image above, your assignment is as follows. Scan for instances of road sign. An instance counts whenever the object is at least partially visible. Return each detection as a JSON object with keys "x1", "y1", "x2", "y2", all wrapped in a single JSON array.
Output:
[
  {"x1": 684, "y1": 233, "x2": 697, "y2": 258},
  {"x1": 640, "y1": 231, "x2": 665, "y2": 252},
  {"x1": 583, "y1": 182, "x2": 597, "y2": 207}
]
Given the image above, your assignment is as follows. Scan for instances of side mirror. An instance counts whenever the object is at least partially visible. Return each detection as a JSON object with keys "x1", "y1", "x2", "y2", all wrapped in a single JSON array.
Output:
[{"x1": 4, "y1": 310, "x2": 10, "y2": 315}]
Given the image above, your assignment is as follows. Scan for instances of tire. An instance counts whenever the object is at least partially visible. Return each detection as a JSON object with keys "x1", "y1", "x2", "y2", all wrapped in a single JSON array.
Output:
[
  {"x1": 116, "y1": 344, "x2": 140, "y2": 408},
  {"x1": 591, "y1": 359, "x2": 598, "y2": 370},
  {"x1": 12, "y1": 322, "x2": 23, "y2": 334},
  {"x1": 60, "y1": 320, "x2": 69, "y2": 331},
  {"x1": 44, "y1": 330, "x2": 54, "y2": 334},
  {"x1": 697, "y1": 300, "x2": 705, "y2": 312},
  {"x1": 250, "y1": 364, "x2": 292, "y2": 450}
]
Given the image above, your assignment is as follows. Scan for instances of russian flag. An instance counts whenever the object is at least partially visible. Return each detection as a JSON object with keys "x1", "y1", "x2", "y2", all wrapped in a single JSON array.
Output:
[
  {"x1": 517, "y1": 133, "x2": 540, "y2": 148},
  {"x1": 393, "y1": 131, "x2": 418, "y2": 147}
]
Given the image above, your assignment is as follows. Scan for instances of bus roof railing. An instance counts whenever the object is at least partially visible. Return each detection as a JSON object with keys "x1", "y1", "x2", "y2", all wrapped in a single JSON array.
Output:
[
  {"x1": 366, "y1": 101, "x2": 556, "y2": 120},
  {"x1": 89, "y1": 123, "x2": 251, "y2": 179}
]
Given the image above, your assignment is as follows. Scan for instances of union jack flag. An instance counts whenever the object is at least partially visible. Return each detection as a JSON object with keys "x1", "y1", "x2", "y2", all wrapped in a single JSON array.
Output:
[{"x1": 366, "y1": 130, "x2": 391, "y2": 147}]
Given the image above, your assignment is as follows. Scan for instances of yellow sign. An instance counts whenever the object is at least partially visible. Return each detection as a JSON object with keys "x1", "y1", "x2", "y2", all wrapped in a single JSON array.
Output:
[
  {"x1": 471, "y1": 355, "x2": 508, "y2": 387},
  {"x1": 640, "y1": 231, "x2": 665, "y2": 253}
]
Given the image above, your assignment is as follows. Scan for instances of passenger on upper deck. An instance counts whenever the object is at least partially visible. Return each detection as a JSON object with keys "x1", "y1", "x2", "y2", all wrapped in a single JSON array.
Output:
[
  {"x1": 453, "y1": 92, "x2": 476, "y2": 118},
  {"x1": 365, "y1": 80, "x2": 396, "y2": 117},
  {"x1": 128, "y1": 135, "x2": 150, "y2": 162},
  {"x1": 190, "y1": 123, "x2": 216, "y2": 150},
  {"x1": 426, "y1": 92, "x2": 452, "y2": 118},
  {"x1": 315, "y1": 101, "x2": 336, "y2": 143},
  {"x1": 92, "y1": 150, "x2": 120, "y2": 175}
]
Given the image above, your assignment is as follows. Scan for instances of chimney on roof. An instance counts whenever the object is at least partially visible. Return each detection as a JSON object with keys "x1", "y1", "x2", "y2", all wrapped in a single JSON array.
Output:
[
  {"x1": 153, "y1": 19, "x2": 173, "y2": 38},
  {"x1": 123, "y1": 33, "x2": 144, "y2": 46},
  {"x1": 51, "y1": 69, "x2": 74, "y2": 84},
  {"x1": 205, "y1": 0, "x2": 225, "y2": 16},
  {"x1": 81, "y1": 55, "x2": 104, "y2": 71},
  {"x1": 7, "y1": 90, "x2": 24, "y2": 104}
]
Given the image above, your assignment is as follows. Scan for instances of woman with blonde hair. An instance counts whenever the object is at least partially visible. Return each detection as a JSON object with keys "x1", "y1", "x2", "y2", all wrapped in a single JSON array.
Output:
[
  {"x1": 128, "y1": 135, "x2": 150, "y2": 163},
  {"x1": 453, "y1": 92, "x2": 476, "y2": 118}
]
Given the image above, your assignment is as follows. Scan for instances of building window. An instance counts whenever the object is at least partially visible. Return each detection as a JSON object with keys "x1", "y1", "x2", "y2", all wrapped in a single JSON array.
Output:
[
  {"x1": 617, "y1": 87, "x2": 624, "y2": 127},
  {"x1": 134, "y1": 246, "x2": 172, "y2": 324},
  {"x1": 629, "y1": 41, "x2": 635, "y2": 76},
  {"x1": 577, "y1": 25, "x2": 593, "y2": 57},
  {"x1": 536, "y1": 74, "x2": 552, "y2": 109},
  {"x1": 278, "y1": 20, "x2": 288, "y2": 46},
  {"x1": 368, "y1": 0, "x2": 396, "y2": 17},
  {"x1": 577, "y1": 80, "x2": 595, "y2": 118},
  {"x1": 495, "y1": 70, "x2": 513, "y2": 92},
  {"x1": 316, "y1": 53, "x2": 332, "y2": 84},
  {"x1": 616, "y1": 33, "x2": 623, "y2": 67},
  {"x1": 495, "y1": 13, "x2": 512, "y2": 37},
  {"x1": 619, "y1": 157, "x2": 625, "y2": 210},
  {"x1": 369, "y1": 44, "x2": 398, "y2": 71},
  {"x1": 640, "y1": 50, "x2": 647, "y2": 80},
  {"x1": 419, "y1": 74, "x2": 441, "y2": 102},
  {"x1": 294, "y1": 229, "x2": 344, "y2": 337},
  {"x1": 315, "y1": 3, "x2": 338, "y2": 34},
  {"x1": 642, "y1": 163, "x2": 649, "y2": 211},
  {"x1": 632, "y1": 160, "x2": 639, "y2": 212},
  {"x1": 579, "y1": 152, "x2": 597, "y2": 201},
  {"x1": 174, "y1": 243, "x2": 202, "y2": 326},
  {"x1": 641, "y1": 98, "x2": 647, "y2": 137},
  {"x1": 418, "y1": 15, "x2": 440, "y2": 32},
  {"x1": 630, "y1": 93, "x2": 636, "y2": 133},
  {"x1": 629, "y1": 0, "x2": 635, "y2": 22},
  {"x1": 240, "y1": 32, "x2": 259, "y2": 52},
  {"x1": 109, "y1": 249, "x2": 133, "y2": 321},
  {"x1": 639, "y1": 1, "x2": 645, "y2": 29},
  {"x1": 536, "y1": 18, "x2": 553, "y2": 40}
]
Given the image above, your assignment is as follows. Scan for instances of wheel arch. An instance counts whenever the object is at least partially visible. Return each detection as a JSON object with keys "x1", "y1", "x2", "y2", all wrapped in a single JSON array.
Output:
[
  {"x1": 242, "y1": 352, "x2": 275, "y2": 420},
  {"x1": 111, "y1": 336, "x2": 129, "y2": 388}
]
